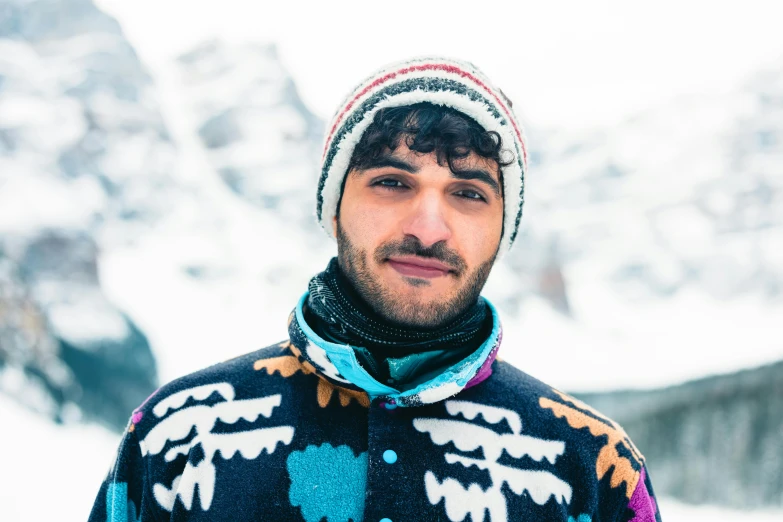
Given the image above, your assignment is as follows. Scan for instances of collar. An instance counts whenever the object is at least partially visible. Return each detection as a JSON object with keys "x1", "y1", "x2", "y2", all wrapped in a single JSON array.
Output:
[{"x1": 287, "y1": 291, "x2": 503, "y2": 407}]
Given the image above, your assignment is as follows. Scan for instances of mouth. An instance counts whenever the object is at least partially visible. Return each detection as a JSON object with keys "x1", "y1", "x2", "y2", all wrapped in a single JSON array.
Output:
[{"x1": 386, "y1": 256, "x2": 454, "y2": 279}]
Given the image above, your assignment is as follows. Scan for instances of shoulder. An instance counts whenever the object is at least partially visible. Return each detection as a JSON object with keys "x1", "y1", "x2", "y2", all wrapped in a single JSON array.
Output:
[
  {"x1": 127, "y1": 340, "x2": 294, "y2": 437},
  {"x1": 483, "y1": 360, "x2": 648, "y2": 498},
  {"x1": 491, "y1": 360, "x2": 641, "y2": 441}
]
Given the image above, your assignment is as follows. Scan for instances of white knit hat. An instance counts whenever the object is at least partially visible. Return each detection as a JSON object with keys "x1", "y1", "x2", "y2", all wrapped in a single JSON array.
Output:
[{"x1": 316, "y1": 56, "x2": 528, "y2": 255}]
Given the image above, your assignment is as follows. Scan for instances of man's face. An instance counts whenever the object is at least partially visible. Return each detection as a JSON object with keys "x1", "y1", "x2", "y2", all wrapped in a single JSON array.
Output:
[{"x1": 334, "y1": 138, "x2": 504, "y2": 328}]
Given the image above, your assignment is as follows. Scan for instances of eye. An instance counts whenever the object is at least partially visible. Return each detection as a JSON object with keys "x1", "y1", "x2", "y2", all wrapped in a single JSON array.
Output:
[
  {"x1": 455, "y1": 189, "x2": 486, "y2": 202},
  {"x1": 372, "y1": 178, "x2": 407, "y2": 189}
]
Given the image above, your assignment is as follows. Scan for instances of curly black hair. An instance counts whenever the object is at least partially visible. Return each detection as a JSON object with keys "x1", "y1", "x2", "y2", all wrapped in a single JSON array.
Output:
[{"x1": 346, "y1": 102, "x2": 515, "y2": 185}]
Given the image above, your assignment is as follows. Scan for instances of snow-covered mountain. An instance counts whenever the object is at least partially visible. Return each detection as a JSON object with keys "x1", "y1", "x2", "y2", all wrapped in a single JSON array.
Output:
[
  {"x1": 493, "y1": 66, "x2": 783, "y2": 392},
  {"x1": 175, "y1": 40, "x2": 324, "y2": 228},
  {"x1": 94, "y1": 38, "x2": 336, "y2": 385},
  {"x1": 0, "y1": 0, "x2": 180, "y2": 243},
  {"x1": 523, "y1": 75, "x2": 782, "y2": 306},
  {"x1": 0, "y1": 231, "x2": 156, "y2": 429},
  {"x1": 0, "y1": 0, "x2": 180, "y2": 430}
]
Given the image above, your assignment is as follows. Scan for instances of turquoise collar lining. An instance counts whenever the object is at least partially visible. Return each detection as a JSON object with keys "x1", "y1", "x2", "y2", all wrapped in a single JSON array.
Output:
[{"x1": 294, "y1": 291, "x2": 501, "y2": 402}]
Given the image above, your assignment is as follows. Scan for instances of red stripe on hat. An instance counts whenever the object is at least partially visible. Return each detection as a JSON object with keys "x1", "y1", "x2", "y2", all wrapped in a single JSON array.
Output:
[{"x1": 323, "y1": 63, "x2": 527, "y2": 165}]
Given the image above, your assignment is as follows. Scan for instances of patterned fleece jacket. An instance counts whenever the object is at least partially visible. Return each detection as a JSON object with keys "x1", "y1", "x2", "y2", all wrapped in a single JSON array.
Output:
[{"x1": 88, "y1": 293, "x2": 662, "y2": 522}]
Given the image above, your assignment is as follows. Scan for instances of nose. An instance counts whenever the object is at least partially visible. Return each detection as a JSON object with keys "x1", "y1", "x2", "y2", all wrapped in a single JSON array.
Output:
[{"x1": 401, "y1": 191, "x2": 452, "y2": 248}]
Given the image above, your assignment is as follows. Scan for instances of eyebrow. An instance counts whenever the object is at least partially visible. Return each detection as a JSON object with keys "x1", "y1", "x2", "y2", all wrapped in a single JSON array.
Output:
[
  {"x1": 363, "y1": 156, "x2": 419, "y2": 174},
  {"x1": 361, "y1": 154, "x2": 501, "y2": 198}
]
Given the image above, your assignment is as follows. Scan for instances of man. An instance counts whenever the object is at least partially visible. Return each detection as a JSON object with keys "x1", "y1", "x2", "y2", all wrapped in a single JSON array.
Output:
[{"x1": 89, "y1": 57, "x2": 661, "y2": 522}]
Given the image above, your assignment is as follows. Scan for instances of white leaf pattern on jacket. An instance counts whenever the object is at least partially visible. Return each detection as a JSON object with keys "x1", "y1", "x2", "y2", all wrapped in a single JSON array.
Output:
[
  {"x1": 140, "y1": 383, "x2": 295, "y2": 512},
  {"x1": 414, "y1": 400, "x2": 572, "y2": 522}
]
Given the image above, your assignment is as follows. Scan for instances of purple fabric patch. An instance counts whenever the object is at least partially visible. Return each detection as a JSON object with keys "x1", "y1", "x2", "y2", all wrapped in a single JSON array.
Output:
[
  {"x1": 628, "y1": 468, "x2": 657, "y2": 522},
  {"x1": 131, "y1": 387, "x2": 160, "y2": 425},
  {"x1": 464, "y1": 328, "x2": 502, "y2": 390}
]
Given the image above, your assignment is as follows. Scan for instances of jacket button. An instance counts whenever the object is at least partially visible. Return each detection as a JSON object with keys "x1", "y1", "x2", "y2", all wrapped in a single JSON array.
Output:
[
  {"x1": 383, "y1": 450, "x2": 397, "y2": 464},
  {"x1": 383, "y1": 399, "x2": 397, "y2": 410},
  {"x1": 380, "y1": 519, "x2": 392, "y2": 522}
]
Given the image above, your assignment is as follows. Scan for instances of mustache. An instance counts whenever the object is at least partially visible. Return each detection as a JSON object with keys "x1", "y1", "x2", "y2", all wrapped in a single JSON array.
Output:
[{"x1": 374, "y1": 236, "x2": 467, "y2": 274}]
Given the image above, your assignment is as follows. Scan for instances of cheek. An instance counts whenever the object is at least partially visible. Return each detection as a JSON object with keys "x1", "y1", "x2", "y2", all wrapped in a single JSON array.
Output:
[
  {"x1": 340, "y1": 198, "x2": 400, "y2": 248},
  {"x1": 452, "y1": 210, "x2": 503, "y2": 261}
]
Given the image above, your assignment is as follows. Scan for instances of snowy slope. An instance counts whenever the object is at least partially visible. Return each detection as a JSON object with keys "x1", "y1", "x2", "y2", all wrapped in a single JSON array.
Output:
[
  {"x1": 659, "y1": 499, "x2": 783, "y2": 522},
  {"x1": 0, "y1": 231, "x2": 157, "y2": 429},
  {"x1": 0, "y1": 394, "x2": 118, "y2": 522},
  {"x1": 493, "y1": 67, "x2": 783, "y2": 392},
  {"x1": 0, "y1": 0, "x2": 180, "y2": 244},
  {"x1": 176, "y1": 40, "x2": 324, "y2": 228},
  {"x1": 0, "y1": 0, "x2": 173, "y2": 429},
  {"x1": 97, "y1": 38, "x2": 336, "y2": 383}
]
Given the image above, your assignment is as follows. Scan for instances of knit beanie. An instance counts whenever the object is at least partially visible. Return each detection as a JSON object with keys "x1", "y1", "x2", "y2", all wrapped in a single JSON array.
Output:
[{"x1": 316, "y1": 56, "x2": 528, "y2": 255}]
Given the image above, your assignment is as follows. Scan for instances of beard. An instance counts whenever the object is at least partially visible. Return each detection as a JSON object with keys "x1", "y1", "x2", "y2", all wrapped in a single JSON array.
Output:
[{"x1": 335, "y1": 220, "x2": 496, "y2": 328}]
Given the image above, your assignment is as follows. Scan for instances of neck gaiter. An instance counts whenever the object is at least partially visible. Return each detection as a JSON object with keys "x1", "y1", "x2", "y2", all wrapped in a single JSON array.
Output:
[{"x1": 304, "y1": 257, "x2": 492, "y2": 389}]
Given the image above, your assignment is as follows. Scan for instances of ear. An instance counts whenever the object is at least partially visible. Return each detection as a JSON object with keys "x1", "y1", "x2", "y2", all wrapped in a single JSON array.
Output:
[{"x1": 332, "y1": 214, "x2": 338, "y2": 237}]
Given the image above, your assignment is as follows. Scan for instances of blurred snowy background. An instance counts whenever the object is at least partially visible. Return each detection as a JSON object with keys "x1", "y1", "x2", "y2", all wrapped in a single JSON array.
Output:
[{"x1": 1, "y1": 0, "x2": 782, "y2": 520}]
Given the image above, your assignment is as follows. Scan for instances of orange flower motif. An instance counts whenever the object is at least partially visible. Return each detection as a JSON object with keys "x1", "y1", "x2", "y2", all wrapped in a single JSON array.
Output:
[
  {"x1": 539, "y1": 390, "x2": 644, "y2": 498},
  {"x1": 254, "y1": 343, "x2": 369, "y2": 409},
  {"x1": 254, "y1": 355, "x2": 316, "y2": 377},
  {"x1": 315, "y1": 379, "x2": 370, "y2": 408}
]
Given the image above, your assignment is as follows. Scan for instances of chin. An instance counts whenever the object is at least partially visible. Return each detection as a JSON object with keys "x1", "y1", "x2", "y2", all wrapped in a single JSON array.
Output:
[
  {"x1": 385, "y1": 289, "x2": 460, "y2": 325},
  {"x1": 382, "y1": 307, "x2": 444, "y2": 328}
]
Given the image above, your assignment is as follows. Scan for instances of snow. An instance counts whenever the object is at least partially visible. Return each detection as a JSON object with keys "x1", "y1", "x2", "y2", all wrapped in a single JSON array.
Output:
[
  {"x1": 95, "y1": 40, "x2": 333, "y2": 382},
  {"x1": 497, "y1": 290, "x2": 783, "y2": 393},
  {"x1": 0, "y1": 395, "x2": 118, "y2": 522},
  {"x1": 659, "y1": 498, "x2": 783, "y2": 522},
  {"x1": 0, "y1": 365, "x2": 60, "y2": 417},
  {"x1": 48, "y1": 298, "x2": 130, "y2": 345},
  {"x1": 0, "y1": 175, "x2": 105, "y2": 234}
]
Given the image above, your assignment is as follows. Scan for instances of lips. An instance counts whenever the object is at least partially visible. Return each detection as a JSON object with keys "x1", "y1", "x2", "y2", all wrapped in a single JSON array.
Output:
[{"x1": 386, "y1": 256, "x2": 453, "y2": 279}]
